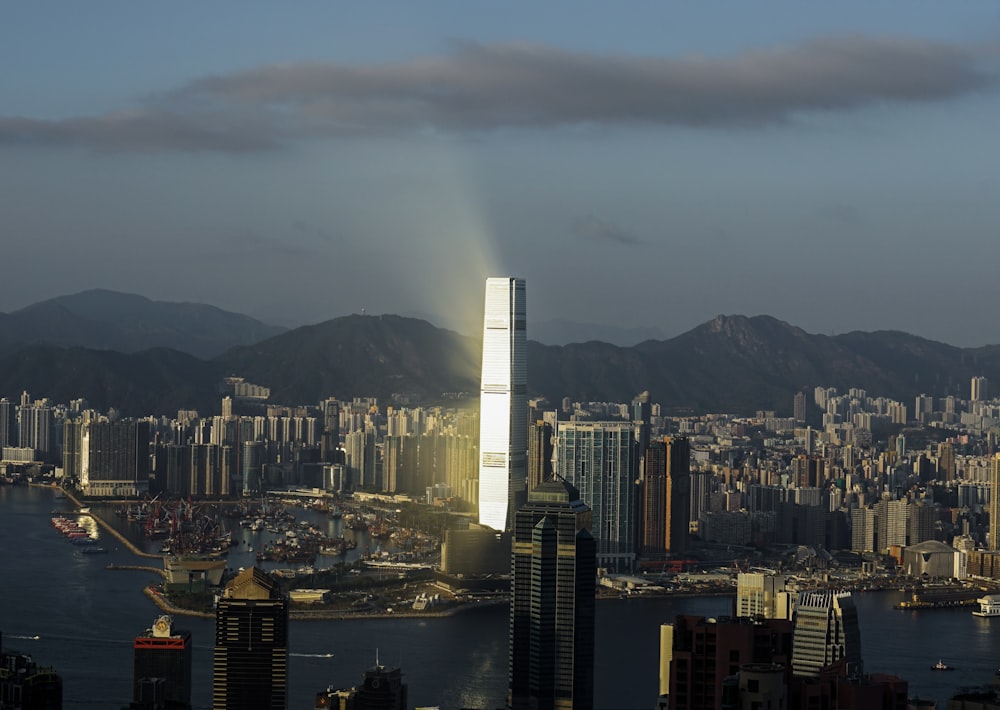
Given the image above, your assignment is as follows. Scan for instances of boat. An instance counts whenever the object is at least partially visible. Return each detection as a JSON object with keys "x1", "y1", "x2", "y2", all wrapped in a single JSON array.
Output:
[
  {"x1": 931, "y1": 659, "x2": 955, "y2": 671},
  {"x1": 973, "y1": 594, "x2": 1000, "y2": 617}
]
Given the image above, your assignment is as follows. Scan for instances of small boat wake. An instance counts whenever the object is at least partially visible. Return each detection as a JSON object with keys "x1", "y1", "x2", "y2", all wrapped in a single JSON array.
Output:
[
  {"x1": 8, "y1": 635, "x2": 40, "y2": 641},
  {"x1": 290, "y1": 652, "x2": 335, "y2": 659}
]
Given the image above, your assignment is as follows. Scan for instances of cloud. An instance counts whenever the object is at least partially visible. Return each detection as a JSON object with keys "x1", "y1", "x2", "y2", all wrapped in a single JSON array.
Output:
[
  {"x1": 573, "y1": 215, "x2": 642, "y2": 246},
  {"x1": 1, "y1": 35, "x2": 994, "y2": 152},
  {"x1": 0, "y1": 111, "x2": 279, "y2": 152}
]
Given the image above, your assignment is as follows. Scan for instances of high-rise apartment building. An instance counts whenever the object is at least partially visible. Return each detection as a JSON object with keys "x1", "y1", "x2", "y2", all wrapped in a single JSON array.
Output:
[
  {"x1": 631, "y1": 391, "x2": 651, "y2": 465},
  {"x1": 77, "y1": 418, "x2": 151, "y2": 498},
  {"x1": 344, "y1": 426, "x2": 376, "y2": 490},
  {"x1": 791, "y1": 591, "x2": 863, "y2": 678},
  {"x1": 991, "y1": 454, "x2": 1000, "y2": 551},
  {"x1": 937, "y1": 442, "x2": 956, "y2": 482},
  {"x1": 212, "y1": 567, "x2": 289, "y2": 710},
  {"x1": 320, "y1": 398, "x2": 340, "y2": 462},
  {"x1": 793, "y1": 391, "x2": 807, "y2": 422},
  {"x1": 876, "y1": 499, "x2": 907, "y2": 552},
  {"x1": 907, "y1": 502, "x2": 936, "y2": 546},
  {"x1": 914, "y1": 394, "x2": 933, "y2": 424},
  {"x1": 17, "y1": 400, "x2": 55, "y2": 462},
  {"x1": 972, "y1": 376, "x2": 989, "y2": 402},
  {"x1": 642, "y1": 436, "x2": 691, "y2": 556},
  {"x1": 382, "y1": 434, "x2": 419, "y2": 495},
  {"x1": 478, "y1": 277, "x2": 527, "y2": 532},
  {"x1": 851, "y1": 507, "x2": 876, "y2": 553},
  {"x1": 509, "y1": 478, "x2": 596, "y2": 710},
  {"x1": 0, "y1": 398, "x2": 14, "y2": 449},
  {"x1": 689, "y1": 472, "x2": 715, "y2": 525},
  {"x1": 132, "y1": 615, "x2": 192, "y2": 710},
  {"x1": 556, "y1": 421, "x2": 640, "y2": 571}
]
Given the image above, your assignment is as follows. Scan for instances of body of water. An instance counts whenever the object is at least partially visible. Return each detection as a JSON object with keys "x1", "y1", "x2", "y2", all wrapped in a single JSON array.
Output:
[{"x1": 0, "y1": 485, "x2": 996, "y2": 708}]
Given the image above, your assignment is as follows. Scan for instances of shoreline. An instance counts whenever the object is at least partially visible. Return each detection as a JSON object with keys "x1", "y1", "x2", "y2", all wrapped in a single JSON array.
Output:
[
  {"x1": 60, "y1": 484, "x2": 743, "y2": 621},
  {"x1": 56, "y1": 486, "x2": 505, "y2": 621},
  {"x1": 48, "y1": 485, "x2": 888, "y2": 623}
]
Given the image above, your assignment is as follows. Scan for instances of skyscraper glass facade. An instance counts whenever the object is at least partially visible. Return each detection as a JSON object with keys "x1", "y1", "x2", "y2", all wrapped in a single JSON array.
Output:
[
  {"x1": 555, "y1": 421, "x2": 640, "y2": 571},
  {"x1": 478, "y1": 277, "x2": 527, "y2": 532}
]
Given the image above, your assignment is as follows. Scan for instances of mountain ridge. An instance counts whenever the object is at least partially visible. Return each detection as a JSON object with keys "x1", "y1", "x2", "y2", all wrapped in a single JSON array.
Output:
[
  {"x1": 0, "y1": 289, "x2": 286, "y2": 358},
  {"x1": 2, "y1": 293, "x2": 999, "y2": 416}
]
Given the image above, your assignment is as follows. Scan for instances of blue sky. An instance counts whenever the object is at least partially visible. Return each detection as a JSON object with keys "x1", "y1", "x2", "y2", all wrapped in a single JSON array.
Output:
[{"x1": 2, "y1": 2, "x2": 999, "y2": 345}]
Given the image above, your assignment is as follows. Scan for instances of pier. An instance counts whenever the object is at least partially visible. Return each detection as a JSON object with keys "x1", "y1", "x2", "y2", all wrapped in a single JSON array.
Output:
[
  {"x1": 106, "y1": 563, "x2": 165, "y2": 578},
  {"x1": 60, "y1": 487, "x2": 163, "y2": 559}
]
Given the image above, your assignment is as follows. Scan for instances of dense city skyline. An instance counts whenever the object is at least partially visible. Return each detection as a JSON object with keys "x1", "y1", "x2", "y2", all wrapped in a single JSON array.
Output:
[{"x1": 2, "y1": 3, "x2": 1000, "y2": 345}]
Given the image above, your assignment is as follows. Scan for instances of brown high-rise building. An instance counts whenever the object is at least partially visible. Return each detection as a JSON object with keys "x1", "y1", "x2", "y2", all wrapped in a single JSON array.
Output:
[
  {"x1": 527, "y1": 420, "x2": 553, "y2": 492},
  {"x1": 666, "y1": 615, "x2": 793, "y2": 710},
  {"x1": 937, "y1": 442, "x2": 956, "y2": 482},
  {"x1": 991, "y1": 454, "x2": 1000, "y2": 552},
  {"x1": 642, "y1": 437, "x2": 691, "y2": 556},
  {"x1": 791, "y1": 454, "x2": 826, "y2": 488},
  {"x1": 212, "y1": 567, "x2": 288, "y2": 710}
]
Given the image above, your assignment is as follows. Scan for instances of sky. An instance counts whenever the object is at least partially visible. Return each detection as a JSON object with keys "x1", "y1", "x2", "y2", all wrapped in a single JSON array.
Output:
[{"x1": 2, "y1": 2, "x2": 1000, "y2": 346}]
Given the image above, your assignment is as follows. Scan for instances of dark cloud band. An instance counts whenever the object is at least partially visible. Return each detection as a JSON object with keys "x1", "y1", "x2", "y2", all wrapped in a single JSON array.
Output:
[{"x1": 0, "y1": 36, "x2": 992, "y2": 152}]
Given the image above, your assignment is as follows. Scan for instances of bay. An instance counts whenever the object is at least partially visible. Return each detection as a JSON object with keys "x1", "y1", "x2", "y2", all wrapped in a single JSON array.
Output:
[{"x1": 0, "y1": 485, "x2": 995, "y2": 709}]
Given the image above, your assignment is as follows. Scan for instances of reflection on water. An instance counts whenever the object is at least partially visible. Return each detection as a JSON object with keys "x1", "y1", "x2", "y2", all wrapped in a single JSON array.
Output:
[{"x1": 4, "y1": 486, "x2": 1000, "y2": 708}]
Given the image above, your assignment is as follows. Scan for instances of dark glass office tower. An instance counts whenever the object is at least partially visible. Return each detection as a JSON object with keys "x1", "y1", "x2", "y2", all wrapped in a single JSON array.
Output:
[
  {"x1": 509, "y1": 478, "x2": 596, "y2": 710},
  {"x1": 132, "y1": 615, "x2": 192, "y2": 709},
  {"x1": 354, "y1": 659, "x2": 407, "y2": 710},
  {"x1": 212, "y1": 567, "x2": 289, "y2": 710}
]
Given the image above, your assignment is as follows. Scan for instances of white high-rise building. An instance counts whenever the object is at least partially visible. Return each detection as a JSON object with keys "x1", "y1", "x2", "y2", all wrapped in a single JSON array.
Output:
[
  {"x1": 791, "y1": 591, "x2": 863, "y2": 678},
  {"x1": 478, "y1": 277, "x2": 527, "y2": 532}
]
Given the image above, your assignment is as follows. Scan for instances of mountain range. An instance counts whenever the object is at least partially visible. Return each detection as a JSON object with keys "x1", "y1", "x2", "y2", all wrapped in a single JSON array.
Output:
[
  {"x1": 2, "y1": 290, "x2": 998, "y2": 417},
  {"x1": 0, "y1": 289, "x2": 285, "y2": 359}
]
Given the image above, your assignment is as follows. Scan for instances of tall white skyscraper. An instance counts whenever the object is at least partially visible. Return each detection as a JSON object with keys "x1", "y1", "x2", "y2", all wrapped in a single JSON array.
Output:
[{"x1": 478, "y1": 277, "x2": 527, "y2": 532}]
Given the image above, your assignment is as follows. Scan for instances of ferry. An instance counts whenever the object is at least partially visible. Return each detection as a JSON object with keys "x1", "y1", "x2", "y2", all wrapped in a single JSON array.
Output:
[
  {"x1": 973, "y1": 594, "x2": 1000, "y2": 617},
  {"x1": 931, "y1": 659, "x2": 955, "y2": 671}
]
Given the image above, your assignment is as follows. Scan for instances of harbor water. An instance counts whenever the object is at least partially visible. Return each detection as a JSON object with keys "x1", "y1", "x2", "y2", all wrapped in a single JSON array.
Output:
[{"x1": 1, "y1": 485, "x2": 998, "y2": 709}]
